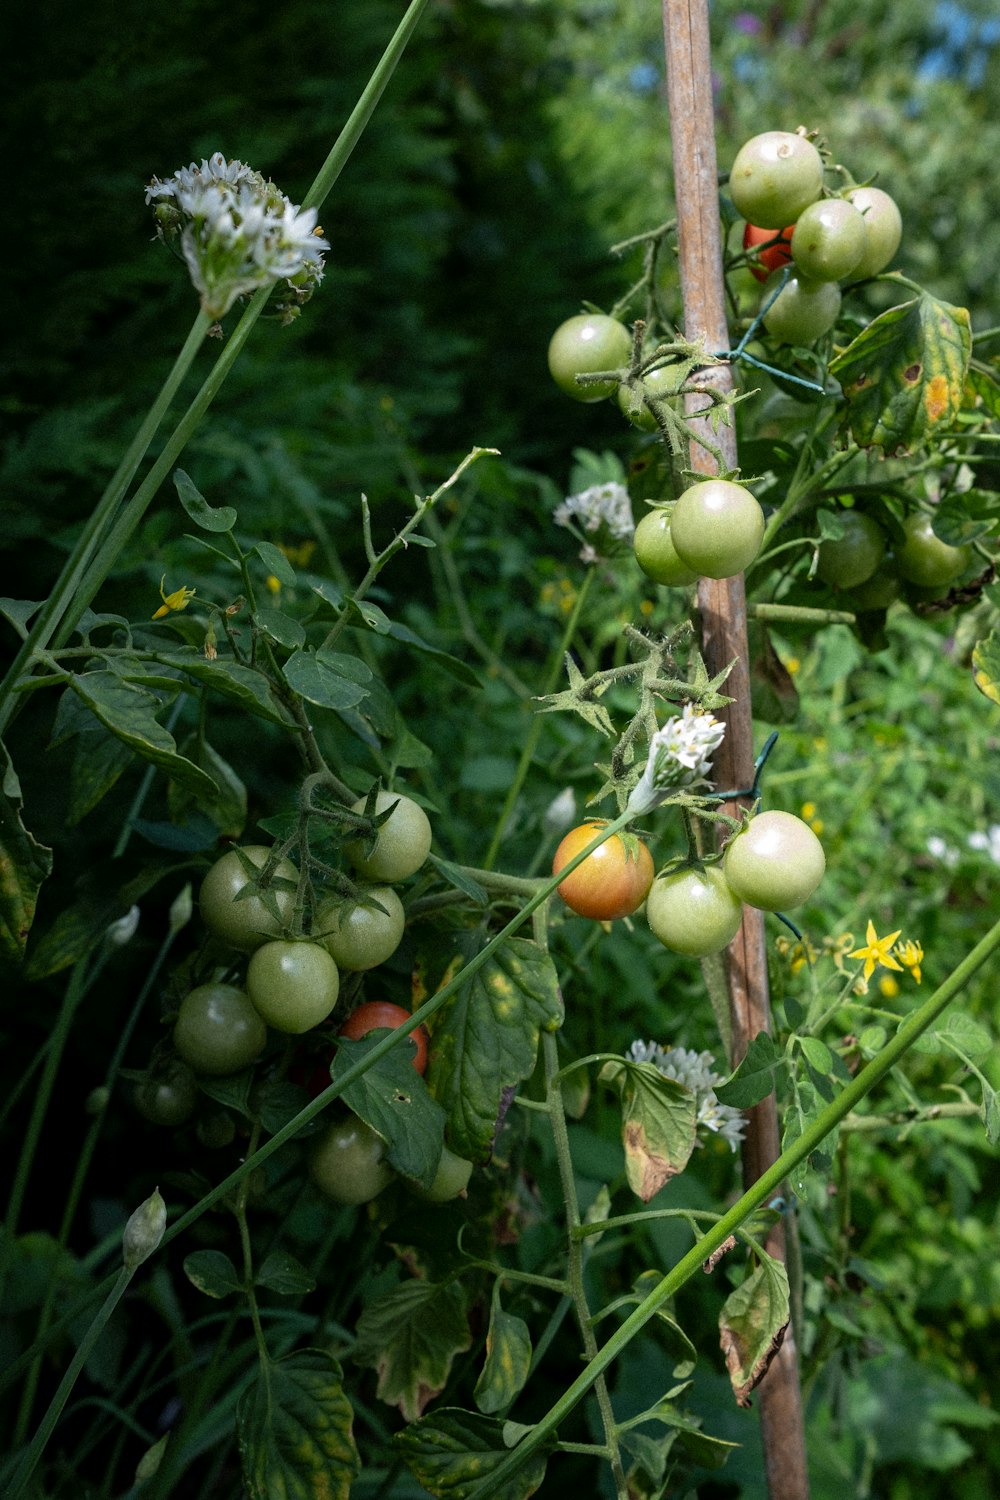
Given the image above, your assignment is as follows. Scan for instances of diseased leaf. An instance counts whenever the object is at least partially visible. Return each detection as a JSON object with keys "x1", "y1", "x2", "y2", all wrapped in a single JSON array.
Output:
[
  {"x1": 237, "y1": 1349, "x2": 359, "y2": 1500},
  {"x1": 0, "y1": 743, "x2": 53, "y2": 964},
  {"x1": 714, "y1": 1032, "x2": 786, "y2": 1109},
  {"x1": 65, "y1": 671, "x2": 217, "y2": 796},
  {"x1": 173, "y1": 468, "x2": 237, "y2": 532},
  {"x1": 971, "y1": 630, "x2": 1000, "y2": 707},
  {"x1": 353, "y1": 1281, "x2": 471, "y2": 1422},
  {"x1": 719, "y1": 1254, "x2": 790, "y2": 1407},
  {"x1": 830, "y1": 292, "x2": 971, "y2": 452},
  {"x1": 426, "y1": 938, "x2": 564, "y2": 1164},
  {"x1": 394, "y1": 1407, "x2": 551, "y2": 1499},
  {"x1": 332, "y1": 1035, "x2": 446, "y2": 1188},
  {"x1": 598, "y1": 1060, "x2": 698, "y2": 1201},
  {"x1": 474, "y1": 1285, "x2": 532, "y2": 1415},
  {"x1": 183, "y1": 1249, "x2": 242, "y2": 1299}
]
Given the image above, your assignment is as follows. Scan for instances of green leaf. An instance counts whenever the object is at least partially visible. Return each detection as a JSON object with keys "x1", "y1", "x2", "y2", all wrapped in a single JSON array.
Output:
[
  {"x1": 982, "y1": 1083, "x2": 1000, "y2": 1146},
  {"x1": 381, "y1": 619, "x2": 482, "y2": 687},
  {"x1": 167, "y1": 735, "x2": 247, "y2": 841},
  {"x1": 394, "y1": 1407, "x2": 551, "y2": 1499},
  {"x1": 0, "y1": 598, "x2": 43, "y2": 639},
  {"x1": 933, "y1": 489, "x2": 1000, "y2": 546},
  {"x1": 353, "y1": 1281, "x2": 471, "y2": 1422},
  {"x1": 173, "y1": 468, "x2": 237, "y2": 532},
  {"x1": 830, "y1": 292, "x2": 972, "y2": 452},
  {"x1": 253, "y1": 606, "x2": 306, "y2": 650},
  {"x1": 237, "y1": 1349, "x2": 359, "y2": 1500},
  {"x1": 426, "y1": 937, "x2": 564, "y2": 1164},
  {"x1": 719, "y1": 1253, "x2": 790, "y2": 1408},
  {"x1": 428, "y1": 854, "x2": 489, "y2": 907},
  {"x1": 282, "y1": 649, "x2": 370, "y2": 711},
  {"x1": 331, "y1": 1035, "x2": 446, "y2": 1188},
  {"x1": 714, "y1": 1032, "x2": 785, "y2": 1109},
  {"x1": 183, "y1": 1249, "x2": 242, "y2": 1298},
  {"x1": 65, "y1": 671, "x2": 218, "y2": 796},
  {"x1": 254, "y1": 541, "x2": 297, "y2": 586},
  {"x1": 256, "y1": 1251, "x2": 316, "y2": 1297},
  {"x1": 196, "y1": 1069, "x2": 256, "y2": 1118},
  {"x1": 910, "y1": 1010, "x2": 994, "y2": 1057},
  {"x1": 154, "y1": 651, "x2": 294, "y2": 725},
  {"x1": 798, "y1": 1036, "x2": 834, "y2": 1076},
  {"x1": 972, "y1": 630, "x2": 1000, "y2": 707},
  {"x1": 50, "y1": 692, "x2": 134, "y2": 824},
  {"x1": 967, "y1": 361, "x2": 1000, "y2": 419},
  {"x1": 598, "y1": 1060, "x2": 698, "y2": 1202},
  {"x1": 0, "y1": 743, "x2": 53, "y2": 964},
  {"x1": 632, "y1": 1272, "x2": 697, "y2": 1376},
  {"x1": 474, "y1": 1285, "x2": 532, "y2": 1415}
]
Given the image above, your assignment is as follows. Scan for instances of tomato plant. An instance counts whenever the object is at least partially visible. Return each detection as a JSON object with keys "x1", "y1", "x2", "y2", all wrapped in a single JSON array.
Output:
[
  {"x1": 845, "y1": 185, "x2": 903, "y2": 278},
  {"x1": 346, "y1": 789, "x2": 433, "y2": 882},
  {"x1": 632, "y1": 509, "x2": 698, "y2": 586},
  {"x1": 762, "y1": 274, "x2": 841, "y2": 344},
  {"x1": 172, "y1": 983, "x2": 268, "y2": 1076},
  {"x1": 791, "y1": 197, "x2": 866, "y2": 283},
  {"x1": 338, "y1": 1000, "x2": 430, "y2": 1074},
  {"x1": 728, "y1": 130, "x2": 824, "y2": 228},
  {"x1": 897, "y1": 514, "x2": 972, "y2": 590},
  {"x1": 198, "y1": 845, "x2": 297, "y2": 952},
  {"x1": 723, "y1": 811, "x2": 826, "y2": 912},
  {"x1": 617, "y1": 361, "x2": 684, "y2": 429},
  {"x1": 742, "y1": 221, "x2": 794, "y2": 282},
  {"x1": 547, "y1": 313, "x2": 632, "y2": 402},
  {"x1": 552, "y1": 823, "x2": 655, "y2": 920},
  {"x1": 246, "y1": 940, "x2": 341, "y2": 1034},
  {"x1": 668, "y1": 479, "x2": 765, "y2": 579},
  {"x1": 308, "y1": 1115, "x2": 395, "y2": 1204},
  {"x1": 132, "y1": 1063, "x2": 199, "y2": 1127},
  {"x1": 645, "y1": 864, "x2": 744, "y2": 957},
  {"x1": 815, "y1": 510, "x2": 888, "y2": 588},
  {"x1": 314, "y1": 884, "x2": 406, "y2": 971}
]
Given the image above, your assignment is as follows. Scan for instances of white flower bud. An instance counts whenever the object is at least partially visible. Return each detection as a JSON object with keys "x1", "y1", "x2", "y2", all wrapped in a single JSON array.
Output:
[
  {"x1": 169, "y1": 883, "x2": 194, "y2": 934},
  {"x1": 627, "y1": 704, "x2": 726, "y2": 815},
  {"x1": 123, "y1": 1188, "x2": 167, "y2": 1271},
  {"x1": 543, "y1": 786, "x2": 576, "y2": 833},
  {"x1": 106, "y1": 905, "x2": 140, "y2": 947}
]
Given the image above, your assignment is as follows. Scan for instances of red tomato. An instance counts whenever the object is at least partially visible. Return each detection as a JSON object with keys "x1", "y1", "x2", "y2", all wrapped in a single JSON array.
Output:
[
  {"x1": 552, "y1": 823, "x2": 655, "y2": 921},
  {"x1": 742, "y1": 221, "x2": 795, "y2": 282},
  {"x1": 338, "y1": 1000, "x2": 429, "y2": 1074}
]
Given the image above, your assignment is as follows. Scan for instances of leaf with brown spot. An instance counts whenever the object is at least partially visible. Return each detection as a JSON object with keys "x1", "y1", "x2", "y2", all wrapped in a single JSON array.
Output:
[
  {"x1": 719, "y1": 1254, "x2": 790, "y2": 1407},
  {"x1": 0, "y1": 743, "x2": 52, "y2": 966},
  {"x1": 237, "y1": 1349, "x2": 359, "y2": 1500},
  {"x1": 972, "y1": 630, "x2": 1000, "y2": 708},
  {"x1": 830, "y1": 291, "x2": 971, "y2": 451},
  {"x1": 354, "y1": 1281, "x2": 471, "y2": 1423},
  {"x1": 599, "y1": 1060, "x2": 698, "y2": 1201}
]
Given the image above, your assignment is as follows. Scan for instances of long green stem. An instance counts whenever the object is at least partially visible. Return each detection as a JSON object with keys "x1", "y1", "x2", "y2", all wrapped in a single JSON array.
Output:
[{"x1": 462, "y1": 912, "x2": 1000, "y2": 1498}]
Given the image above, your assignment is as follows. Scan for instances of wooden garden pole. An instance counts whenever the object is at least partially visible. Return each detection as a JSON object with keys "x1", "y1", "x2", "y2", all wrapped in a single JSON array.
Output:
[{"x1": 660, "y1": 3, "x2": 811, "y2": 1496}]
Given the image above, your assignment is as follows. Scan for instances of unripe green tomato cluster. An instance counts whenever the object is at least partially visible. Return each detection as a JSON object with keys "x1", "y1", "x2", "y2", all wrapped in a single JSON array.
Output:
[
  {"x1": 634, "y1": 482, "x2": 765, "y2": 585},
  {"x1": 646, "y1": 811, "x2": 825, "y2": 957},
  {"x1": 813, "y1": 507, "x2": 970, "y2": 608},
  {"x1": 730, "y1": 130, "x2": 902, "y2": 347}
]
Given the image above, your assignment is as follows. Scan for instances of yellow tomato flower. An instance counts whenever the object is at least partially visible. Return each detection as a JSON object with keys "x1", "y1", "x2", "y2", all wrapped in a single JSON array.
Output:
[
  {"x1": 153, "y1": 576, "x2": 196, "y2": 619},
  {"x1": 894, "y1": 938, "x2": 923, "y2": 984},
  {"x1": 878, "y1": 975, "x2": 900, "y2": 999},
  {"x1": 849, "y1": 920, "x2": 904, "y2": 983},
  {"x1": 801, "y1": 801, "x2": 818, "y2": 821}
]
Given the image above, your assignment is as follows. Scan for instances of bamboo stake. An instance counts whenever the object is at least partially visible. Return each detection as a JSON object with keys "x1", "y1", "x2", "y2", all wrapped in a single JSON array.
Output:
[{"x1": 660, "y1": 3, "x2": 811, "y2": 1495}]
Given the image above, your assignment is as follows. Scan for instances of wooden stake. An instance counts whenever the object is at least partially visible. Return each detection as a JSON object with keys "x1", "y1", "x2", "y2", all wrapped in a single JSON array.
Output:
[{"x1": 660, "y1": 2, "x2": 811, "y2": 1495}]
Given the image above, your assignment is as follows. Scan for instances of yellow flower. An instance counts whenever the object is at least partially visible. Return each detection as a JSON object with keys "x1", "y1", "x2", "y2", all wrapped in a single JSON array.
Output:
[
  {"x1": 894, "y1": 938, "x2": 923, "y2": 984},
  {"x1": 824, "y1": 931, "x2": 855, "y2": 972},
  {"x1": 265, "y1": 574, "x2": 283, "y2": 596},
  {"x1": 152, "y1": 576, "x2": 196, "y2": 619},
  {"x1": 878, "y1": 975, "x2": 900, "y2": 999},
  {"x1": 785, "y1": 656, "x2": 801, "y2": 675},
  {"x1": 848, "y1": 920, "x2": 904, "y2": 983},
  {"x1": 800, "y1": 801, "x2": 818, "y2": 821}
]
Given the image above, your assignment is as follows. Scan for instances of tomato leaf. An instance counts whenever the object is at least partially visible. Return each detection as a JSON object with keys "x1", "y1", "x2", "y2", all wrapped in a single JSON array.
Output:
[
  {"x1": 426, "y1": 937, "x2": 564, "y2": 1165},
  {"x1": 253, "y1": 606, "x2": 306, "y2": 650},
  {"x1": 719, "y1": 1253, "x2": 790, "y2": 1408},
  {"x1": 255, "y1": 1251, "x2": 316, "y2": 1296},
  {"x1": 933, "y1": 489, "x2": 1000, "y2": 546},
  {"x1": 173, "y1": 468, "x2": 238, "y2": 532},
  {"x1": 153, "y1": 651, "x2": 295, "y2": 725},
  {"x1": 714, "y1": 1032, "x2": 786, "y2": 1109},
  {"x1": 394, "y1": 1406, "x2": 552, "y2": 1498},
  {"x1": 972, "y1": 629, "x2": 1000, "y2": 707},
  {"x1": 830, "y1": 291, "x2": 971, "y2": 452},
  {"x1": 183, "y1": 1249, "x2": 242, "y2": 1299},
  {"x1": 282, "y1": 648, "x2": 371, "y2": 710},
  {"x1": 598, "y1": 1060, "x2": 698, "y2": 1201},
  {"x1": 332, "y1": 1035, "x2": 446, "y2": 1188},
  {"x1": 64, "y1": 671, "x2": 219, "y2": 796},
  {"x1": 0, "y1": 743, "x2": 53, "y2": 965},
  {"x1": 353, "y1": 1281, "x2": 471, "y2": 1422},
  {"x1": 909, "y1": 1010, "x2": 993, "y2": 1057},
  {"x1": 473, "y1": 1284, "x2": 532, "y2": 1416},
  {"x1": 237, "y1": 1349, "x2": 359, "y2": 1500},
  {"x1": 254, "y1": 540, "x2": 297, "y2": 586},
  {"x1": 167, "y1": 734, "x2": 247, "y2": 840}
]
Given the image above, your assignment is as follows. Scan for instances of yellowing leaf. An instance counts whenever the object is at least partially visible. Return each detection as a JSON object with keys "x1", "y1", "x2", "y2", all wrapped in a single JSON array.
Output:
[
  {"x1": 237, "y1": 1350, "x2": 359, "y2": 1500},
  {"x1": 972, "y1": 630, "x2": 1000, "y2": 707},
  {"x1": 719, "y1": 1255, "x2": 790, "y2": 1408}
]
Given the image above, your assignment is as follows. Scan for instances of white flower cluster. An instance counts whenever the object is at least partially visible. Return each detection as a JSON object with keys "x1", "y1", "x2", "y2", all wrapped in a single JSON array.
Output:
[
  {"x1": 146, "y1": 152, "x2": 329, "y2": 321},
  {"x1": 628, "y1": 1040, "x2": 745, "y2": 1151},
  {"x1": 927, "y1": 825, "x2": 1000, "y2": 868},
  {"x1": 626, "y1": 702, "x2": 725, "y2": 815},
  {"x1": 554, "y1": 481, "x2": 635, "y2": 562}
]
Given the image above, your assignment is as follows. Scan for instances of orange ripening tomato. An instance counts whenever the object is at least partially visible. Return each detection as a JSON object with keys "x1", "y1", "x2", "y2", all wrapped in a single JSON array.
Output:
[
  {"x1": 338, "y1": 1000, "x2": 429, "y2": 1074},
  {"x1": 743, "y1": 221, "x2": 794, "y2": 282},
  {"x1": 552, "y1": 823, "x2": 655, "y2": 921}
]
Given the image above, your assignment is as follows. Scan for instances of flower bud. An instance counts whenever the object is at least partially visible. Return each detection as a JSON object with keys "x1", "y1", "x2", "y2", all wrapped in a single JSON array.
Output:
[{"x1": 123, "y1": 1188, "x2": 167, "y2": 1271}]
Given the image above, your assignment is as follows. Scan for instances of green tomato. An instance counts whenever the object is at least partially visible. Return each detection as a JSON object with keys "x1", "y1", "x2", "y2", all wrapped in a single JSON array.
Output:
[
  {"x1": 314, "y1": 885, "x2": 405, "y2": 971},
  {"x1": 762, "y1": 276, "x2": 841, "y2": 345},
  {"x1": 411, "y1": 1145, "x2": 474, "y2": 1203},
  {"x1": 669, "y1": 480, "x2": 765, "y2": 580},
  {"x1": 133, "y1": 1062, "x2": 199, "y2": 1127},
  {"x1": 173, "y1": 983, "x2": 268, "y2": 1075},
  {"x1": 309, "y1": 1115, "x2": 395, "y2": 1204},
  {"x1": 646, "y1": 865, "x2": 744, "y2": 957},
  {"x1": 845, "y1": 186, "x2": 902, "y2": 279},
  {"x1": 548, "y1": 314, "x2": 633, "y2": 402},
  {"x1": 897, "y1": 514, "x2": 971, "y2": 589},
  {"x1": 729, "y1": 131, "x2": 824, "y2": 229},
  {"x1": 346, "y1": 790, "x2": 432, "y2": 882},
  {"x1": 199, "y1": 845, "x2": 297, "y2": 952},
  {"x1": 847, "y1": 562, "x2": 902, "y2": 612},
  {"x1": 815, "y1": 511, "x2": 887, "y2": 589},
  {"x1": 617, "y1": 362, "x2": 685, "y2": 430},
  {"x1": 791, "y1": 198, "x2": 866, "y2": 283},
  {"x1": 633, "y1": 510, "x2": 699, "y2": 586},
  {"x1": 246, "y1": 940, "x2": 340, "y2": 1034},
  {"x1": 723, "y1": 811, "x2": 825, "y2": 912}
]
